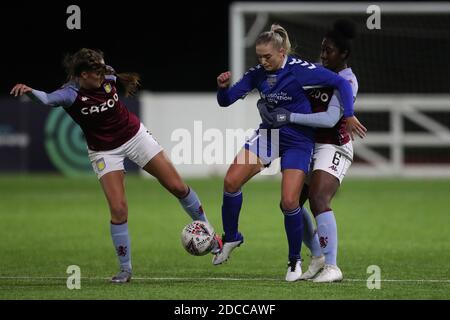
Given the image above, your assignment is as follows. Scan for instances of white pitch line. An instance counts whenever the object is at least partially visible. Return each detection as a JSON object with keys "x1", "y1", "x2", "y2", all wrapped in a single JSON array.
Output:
[
  {"x1": 0, "y1": 276, "x2": 449, "y2": 283},
  {"x1": 344, "y1": 279, "x2": 450, "y2": 283}
]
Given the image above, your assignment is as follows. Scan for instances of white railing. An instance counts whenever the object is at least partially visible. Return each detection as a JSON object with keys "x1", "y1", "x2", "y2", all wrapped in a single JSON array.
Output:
[
  {"x1": 140, "y1": 92, "x2": 450, "y2": 178},
  {"x1": 351, "y1": 95, "x2": 450, "y2": 177}
]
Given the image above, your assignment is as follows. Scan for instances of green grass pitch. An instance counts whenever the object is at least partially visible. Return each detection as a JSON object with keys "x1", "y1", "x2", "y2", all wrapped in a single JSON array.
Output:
[{"x1": 0, "y1": 174, "x2": 449, "y2": 299}]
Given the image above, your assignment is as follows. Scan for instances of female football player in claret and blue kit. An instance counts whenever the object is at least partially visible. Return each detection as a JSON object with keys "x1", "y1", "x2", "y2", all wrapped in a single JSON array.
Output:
[
  {"x1": 212, "y1": 24, "x2": 365, "y2": 282},
  {"x1": 10, "y1": 48, "x2": 221, "y2": 283}
]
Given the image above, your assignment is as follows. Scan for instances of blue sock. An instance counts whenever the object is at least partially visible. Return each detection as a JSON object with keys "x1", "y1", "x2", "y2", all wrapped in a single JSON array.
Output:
[
  {"x1": 179, "y1": 187, "x2": 208, "y2": 223},
  {"x1": 316, "y1": 211, "x2": 338, "y2": 265},
  {"x1": 282, "y1": 206, "x2": 303, "y2": 261},
  {"x1": 222, "y1": 190, "x2": 243, "y2": 242},
  {"x1": 302, "y1": 207, "x2": 322, "y2": 257},
  {"x1": 110, "y1": 221, "x2": 132, "y2": 272}
]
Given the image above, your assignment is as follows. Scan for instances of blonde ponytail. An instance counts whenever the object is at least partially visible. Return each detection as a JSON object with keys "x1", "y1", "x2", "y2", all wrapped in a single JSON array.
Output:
[{"x1": 256, "y1": 24, "x2": 292, "y2": 55}]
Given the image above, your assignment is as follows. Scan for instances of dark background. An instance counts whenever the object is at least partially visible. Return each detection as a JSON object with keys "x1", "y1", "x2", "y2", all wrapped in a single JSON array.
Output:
[
  {"x1": 2, "y1": 1, "x2": 231, "y2": 92},
  {"x1": 2, "y1": 0, "x2": 449, "y2": 93}
]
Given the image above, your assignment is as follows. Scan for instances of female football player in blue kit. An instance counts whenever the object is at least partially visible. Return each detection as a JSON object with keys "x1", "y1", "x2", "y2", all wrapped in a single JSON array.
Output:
[
  {"x1": 258, "y1": 20, "x2": 366, "y2": 282},
  {"x1": 213, "y1": 24, "x2": 358, "y2": 282}
]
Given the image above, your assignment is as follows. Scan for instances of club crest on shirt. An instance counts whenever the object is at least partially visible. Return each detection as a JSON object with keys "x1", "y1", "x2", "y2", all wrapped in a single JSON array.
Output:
[
  {"x1": 103, "y1": 83, "x2": 112, "y2": 93},
  {"x1": 266, "y1": 74, "x2": 277, "y2": 88},
  {"x1": 96, "y1": 158, "x2": 106, "y2": 171}
]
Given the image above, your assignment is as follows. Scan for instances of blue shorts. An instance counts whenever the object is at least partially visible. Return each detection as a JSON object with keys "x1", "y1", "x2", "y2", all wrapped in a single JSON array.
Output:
[{"x1": 244, "y1": 129, "x2": 313, "y2": 173}]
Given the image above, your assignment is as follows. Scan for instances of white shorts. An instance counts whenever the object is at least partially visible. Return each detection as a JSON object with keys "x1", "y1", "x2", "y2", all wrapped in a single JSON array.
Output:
[
  {"x1": 88, "y1": 123, "x2": 163, "y2": 179},
  {"x1": 306, "y1": 142, "x2": 353, "y2": 184}
]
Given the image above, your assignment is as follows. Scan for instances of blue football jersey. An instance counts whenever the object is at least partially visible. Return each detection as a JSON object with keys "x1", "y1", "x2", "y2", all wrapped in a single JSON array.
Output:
[{"x1": 217, "y1": 55, "x2": 354, "y2": 149}]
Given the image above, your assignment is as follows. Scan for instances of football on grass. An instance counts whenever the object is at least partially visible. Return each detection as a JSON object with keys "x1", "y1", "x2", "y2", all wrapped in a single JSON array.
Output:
[{"x1": 181, "y1": 221, "x2": 215, "y2": 256}]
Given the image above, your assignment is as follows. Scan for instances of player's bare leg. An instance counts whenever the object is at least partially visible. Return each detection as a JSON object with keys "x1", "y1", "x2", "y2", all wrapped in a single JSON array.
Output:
[
  {"x1": 309, "y1": 170, "x2": 343, "y2": 282},
  {"x1": 143, "y1": 151, "x2": 222, "y2": 252},
  {"x1": 100, "y1": 170, "x2": 132, "y2": 283},
  {"x1": 213, "y1": 149, "x2": 263, "y2": 265},
  {"x1": 281, "y1": 169, "x2": 305, "y2": 281},
  {"x1": 143, "y1": 151, "x2": 189, "y2": 198}
]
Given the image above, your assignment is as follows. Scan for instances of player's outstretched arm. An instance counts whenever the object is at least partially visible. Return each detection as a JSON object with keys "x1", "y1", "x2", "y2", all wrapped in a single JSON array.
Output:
[
  {"x1": 286, "y1": 91, "x2": 346, "y2": 129},
  {"x1": 256, "y1": 99, "x2": 341, "y2": 129},
  {"x1": 289, "y1": 104, "x2": 341, "y2": 128},
  {"x1": 10, "y1": 83, "x2": 76, "y2": 107}
]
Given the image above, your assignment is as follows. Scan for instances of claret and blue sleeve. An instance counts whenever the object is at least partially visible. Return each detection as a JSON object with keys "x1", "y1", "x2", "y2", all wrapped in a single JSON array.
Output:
[
  {"x1": 290, "y1": 63, "x2": 354, "y2": 118},
  {"x1": 27, "y1": 85, "x2": 78, "y2": 108}
]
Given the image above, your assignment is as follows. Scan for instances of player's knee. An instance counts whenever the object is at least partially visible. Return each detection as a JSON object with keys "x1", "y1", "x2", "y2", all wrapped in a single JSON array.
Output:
[
  {"x1": 309, "y1": 193, "x2": 331, "y2": 215},
  {"x1": 223, "y1": 175, "x2": 242, "y2": 193},
  {"x1": 281, "y1": 196, "x2": 299, "y2": 212},
  {"x1": 110, "y1": 201, "x2": 128, "y2": 222}
]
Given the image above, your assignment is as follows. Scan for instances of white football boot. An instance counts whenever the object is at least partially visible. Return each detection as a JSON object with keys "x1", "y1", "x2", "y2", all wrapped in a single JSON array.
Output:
[
  {"x1": 111, "y1": 270, "x2": 132, "y2": 283},
  {"x1": 299, "y1": 255, "x2": 325, "y2": 280},
  {"x1": 312, "y1": 264, "x2": 343, "y2": 283},
  {"x1": 212, "y1": 233, "x2": 244, "y2": 265},
  {"x1": 285, "y1": 259, "x2": 302, "y2": 282}
]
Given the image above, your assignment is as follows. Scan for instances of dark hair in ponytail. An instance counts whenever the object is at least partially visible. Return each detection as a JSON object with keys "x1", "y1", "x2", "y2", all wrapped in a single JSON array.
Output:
[
  {"x1": 325, "y1": 19, "x2": 357, "y2": 59},
  {"x1": 114, "y1": 72, "x2": 141, "y2": 97},
  {"x1": 63, "y1": 48, "x2": 141, "y2": 97}
]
